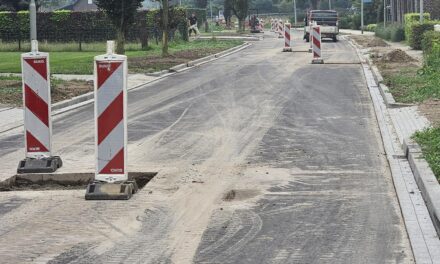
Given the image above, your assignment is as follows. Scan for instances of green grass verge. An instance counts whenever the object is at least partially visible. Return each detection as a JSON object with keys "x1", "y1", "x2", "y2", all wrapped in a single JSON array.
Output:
[
  {"x1": 0, "y1": 40, "x2": 242, "y2": 75},
  {"x1": 383, "y1": 66, "x2": 440, "y2": 103},
  {"x1": 413, "y1": 127, "x2": 440, "y2": 180}
]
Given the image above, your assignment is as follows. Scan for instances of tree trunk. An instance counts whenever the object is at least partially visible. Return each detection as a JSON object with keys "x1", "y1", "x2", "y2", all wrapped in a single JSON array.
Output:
[
  {"x1": 238, "y1": 19, "x2": 244, "y2": 32},
  {"x1": 162, "y1": 0, "x2": 169, "y2": 57},
  {"x1": 116, "y1": 28, "x2": 125, "y2": 54}
]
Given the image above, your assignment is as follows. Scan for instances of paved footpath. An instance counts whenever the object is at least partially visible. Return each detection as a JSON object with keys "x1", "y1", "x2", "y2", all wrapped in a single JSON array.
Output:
[{"x1": 0, "y1": 31, "x2": 421, "y2": 263}]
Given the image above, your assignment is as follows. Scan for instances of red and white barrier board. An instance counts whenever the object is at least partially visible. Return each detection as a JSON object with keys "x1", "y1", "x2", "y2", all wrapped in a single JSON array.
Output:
[
  {"x1": 311, "y1": 25, "x2": 324, "y2": 64},
  {"x1": 94, "y1": 42, "x2": 128, "y2": 183},
  {"x1": 21, "y1": 43, "x2": 52, "y2": 158},
  {"x1": 283, "y1": 23, "x2": 292, "y2": 51}
]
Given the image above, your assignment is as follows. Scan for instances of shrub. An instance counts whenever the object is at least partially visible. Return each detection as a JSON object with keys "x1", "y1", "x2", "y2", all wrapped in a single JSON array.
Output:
[
  {"x1": 366, "y1": 24, "x2": 377, "y2": 32},
  {"x1": 408, "y1": 22, "x2": 438, "y2": 49},
  {"x1": 339, "y1": 16, "x2": 351, "y2": 29},
  {"x1": 375, "y1": 24, "x2": 405, "y2": 42},
  {"x1": 404, "y1": 12, "x2": 430, "y2": 43},
  {"x1": 422, "y1": 30, "x2": 440, "y2": 69}
]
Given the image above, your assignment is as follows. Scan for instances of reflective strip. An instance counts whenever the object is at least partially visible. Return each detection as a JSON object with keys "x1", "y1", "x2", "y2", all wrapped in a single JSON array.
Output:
[
  {"x1": 97, "y1": 64, "x2": 124, "y2": 116},
  {"x1": 97, "y1": 120, "x2": 124, "y2": 173},
  {"x1": 25, "y1": 108, "x2": 50, "y2": 151},
  {"x1": 23, "y1": 60, "x2": 49, "y2": 104}
]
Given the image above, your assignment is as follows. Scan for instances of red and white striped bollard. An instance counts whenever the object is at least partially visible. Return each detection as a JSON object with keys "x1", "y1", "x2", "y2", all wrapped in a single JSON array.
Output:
[
  {"x1": 86, "y1": 41, "x2": 137, "y2": 200},
  {"x1": 283, "y1": 23, "x2": 292, "y2": 52},
  {"x1": 278, "y1": 20, "x2": 284, "y2": 38},
  {"x1": 18, "y1": 40, "x2": 62, "y2": 173},
  {"x1": 311, "y1": 25, "x2": 324, "y2": 64}
]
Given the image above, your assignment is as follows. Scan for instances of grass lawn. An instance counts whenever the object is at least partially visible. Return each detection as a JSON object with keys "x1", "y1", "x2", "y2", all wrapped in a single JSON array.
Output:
[
  {"x1": 0, "y1": 75, "x2": 93, "y2": 107},
  {"x1": 381, "y1": 66, "x2": 440, "y2": 103},
  {"x1": 413, "y1": 127, "x2": 440, "y2": 181},
  {"x1": 0, "y1": 39, "x2": 243, "y2": 75}
]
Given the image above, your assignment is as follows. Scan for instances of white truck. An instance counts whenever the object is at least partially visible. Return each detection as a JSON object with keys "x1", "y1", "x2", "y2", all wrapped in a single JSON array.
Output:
[{"x1": 304, "y1": 10, "x2": 339, "y2": 42}]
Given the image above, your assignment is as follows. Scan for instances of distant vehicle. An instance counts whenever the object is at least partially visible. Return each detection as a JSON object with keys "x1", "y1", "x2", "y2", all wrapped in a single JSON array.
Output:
[{"x1": 304, "y1": 10, "x2": 339, "y2": 42}]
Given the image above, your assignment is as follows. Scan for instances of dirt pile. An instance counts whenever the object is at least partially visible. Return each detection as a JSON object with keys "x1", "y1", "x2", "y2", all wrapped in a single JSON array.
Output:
[
  {"x1": 384, "y1": 49, "x2": 416, "y2": 63},
  {"x1": 350, "y1": 35, "x2": 389, "y2": 47}
]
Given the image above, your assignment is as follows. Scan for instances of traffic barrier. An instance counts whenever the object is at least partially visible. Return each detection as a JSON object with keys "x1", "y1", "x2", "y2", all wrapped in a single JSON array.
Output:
[
  {"x1": 311, "y1": 25, "x2": 324, "y2": 64},
  {"x1": 278, "y1": 20, "x2": 284, "y2": 38},
  {"x1": 308, "y1": 21, "x2": 314, "y2": 53},
  {"x1": 17, "y1": 40, "x2": 62, "y2": 173},
  {"x1": 85, "y1": 41, "x2": 137, "y2": 200},
  {"x1": 283, "y1": 23, "x2": 292, "y2": 52}
]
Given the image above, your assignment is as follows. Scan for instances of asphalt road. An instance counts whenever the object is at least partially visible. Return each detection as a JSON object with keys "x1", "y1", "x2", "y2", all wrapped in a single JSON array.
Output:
[{"x1": 0, "y1": 31, "x2": 413, "y2": 263}]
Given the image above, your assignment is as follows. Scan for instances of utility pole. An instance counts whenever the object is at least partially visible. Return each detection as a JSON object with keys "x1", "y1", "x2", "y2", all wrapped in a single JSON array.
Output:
[
  {"x1": 384, "y1": 0, "x2": 386, "y2": 27},
  {"x1": 30, "y1": 0, "x2": 37, "y2": 42},
  {"x1": 293, "y1": 0, "x2": 297, "y2": 26},
  {"x1": 420, "y1": 0, "x2": 424, "y2": 23},
  {"x1": 329, "y1": 0, "x2": 332, "y2": 10},
  {"x1": 361, "y1": 0, "x2": 364, "y2": 34}
]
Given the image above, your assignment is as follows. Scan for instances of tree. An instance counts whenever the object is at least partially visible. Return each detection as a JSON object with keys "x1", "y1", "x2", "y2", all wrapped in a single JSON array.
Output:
[
  {"x1": 161, "y1": 0, "x2": 169, "y2": 56},
  {"x1": 231, "y1": 0, "x2": 248, "y2": 32},
  {"x1": 94, "y1": 0, "x2": 143, "y2": 54},
  {"x1": 224, "y1": 0, "x2": 233, "y2": 28},
  {"x1": 0, "y1": 0, "x2": 39, "y2": 11},
  {"x1": 309, "y1": 0, "x2": 319, "y2": 9},
  {"x1": 195, "y1": 0, "x2": 207, "y2": 8}
]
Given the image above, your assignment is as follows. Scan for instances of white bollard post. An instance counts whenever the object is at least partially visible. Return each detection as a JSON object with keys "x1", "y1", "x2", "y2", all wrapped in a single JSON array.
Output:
[
  {"x1": 283, "y1": 23, "x2": 292, "y2": 52},
  {"x1": 18, "y1": 40, "x2": 62, "y2": 173},
  {"x1": 85, "y1": 41, "x2": 137, "y2": 200},
  {"x1": 94, "y1": 40, "x2": 128, "y2": 183},
  {"x1": 311, "y1": 25, "x2": 324, "y2": 64}
]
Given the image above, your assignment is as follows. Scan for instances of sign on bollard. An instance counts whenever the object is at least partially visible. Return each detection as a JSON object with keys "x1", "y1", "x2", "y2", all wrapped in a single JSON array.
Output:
[
  {"x1": 86, "y1": 41, "x2": 137, "y2": 200},
  {"x1": 17, "y1": 40, "x2": 62, "y2": 173},
  {"x1": 283, "y1": 23, "x2": 292, "y2": 52},
  {"x1": 311, "y1": 25, "x2": 324, "y2": 64}
]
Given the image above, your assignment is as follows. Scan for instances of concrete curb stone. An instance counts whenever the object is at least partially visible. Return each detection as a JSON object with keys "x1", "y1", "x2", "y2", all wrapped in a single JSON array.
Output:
[
  {"x1": 406, "y1": 138, "x2": 440, "y2": 236},
  {"x1": 352, "y1": 34, "x2": 440, "y2": 235}
]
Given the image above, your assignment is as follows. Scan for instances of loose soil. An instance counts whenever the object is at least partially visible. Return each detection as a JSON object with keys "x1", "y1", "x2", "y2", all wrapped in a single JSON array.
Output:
[
  {"x1": 0, "y1": 79, "x2": 93, "y2": 107},
  {"x1": 129, "y1": 48, "x2": 227, "y2": 73},
  {"x1": 349, "y1": 35, "x2": 389, "y2": 48},
  {"x1": 352, "y1": 34, "x2": 440, "y2": 127}
]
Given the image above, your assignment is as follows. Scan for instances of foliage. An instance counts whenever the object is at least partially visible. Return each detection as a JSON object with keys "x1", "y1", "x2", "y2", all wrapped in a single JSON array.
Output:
[
  {"x1": 404, "y1": 13, "x2": 431, "y2": 45},
  {"x1": 230, "y1": 0, "x2": 248, "y2": 32},
  {"x1": 0, "y1": 11, "x2": 149, "y2": 46},
  {"x1": 94, "y1": 0, "x2": 143, "y2": 54},
  {"x1": 375, "y1": 23, "x2": 405, "y2": 42},
  {"x1": 408, "y1": 21, "x2": 439, "y2": 50},
  {"x1": 422, "y1": 30, "x2": 440, "y2": 70},
  {"x1": 366, "y1": 23, "x2": 377, "y2": 32},
  {"x1": 413, "y1": 127, "x2": 440, "y2": 180},
  {"x1": 0, "y1": 0, "x2": 35, "y2": 11}
]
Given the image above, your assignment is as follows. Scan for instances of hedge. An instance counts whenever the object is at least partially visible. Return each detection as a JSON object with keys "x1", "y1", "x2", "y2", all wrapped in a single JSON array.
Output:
[
  {"x1": 0, "y1": 8, "x2": 206, "y2": 45},
  {"x1": 408, "y1": 21, "x2": 440, "y2": 49},
  {"x1": 404, "y1": 12, "x2": 431, "y2": 43},
  {"x1": 0, "y1": 10, "x2": 148, "y2": 43},
  {"x1": 375, "y1": 24, "x2": 405, "y2": 42},
  {"x1": 422, "y1": 30, "x2": 440, "y2": 69}
]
